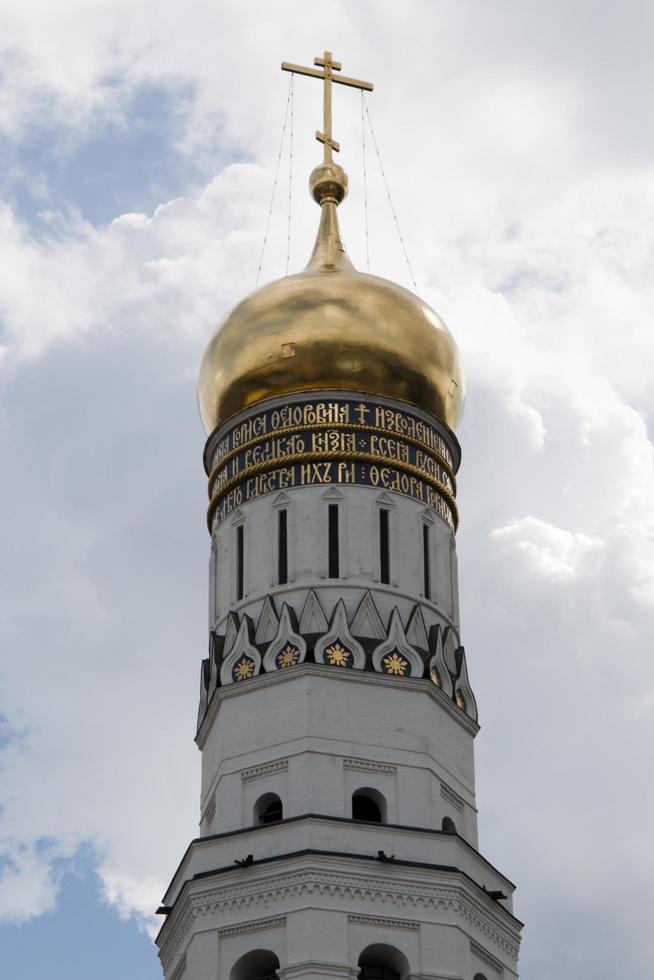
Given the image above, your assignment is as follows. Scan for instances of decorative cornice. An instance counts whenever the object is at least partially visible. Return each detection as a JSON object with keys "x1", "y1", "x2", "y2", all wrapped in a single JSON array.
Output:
[
  {"x1": 255, "y1": 593, "x2": 279, "y2": 644},
  {"x1": 314, "y1": 599, "x2": 366, "y2": 670},
  {"x1": 169, "y1": 953, "x2": 186, "y2": 980},
  {"x1": 202, "y1": 793, "x2": 216, "y2": 825},
  {"x1": 470, "y1": 938, "x2": 505, "y2": 974},
  {"x1": 241, "y1": 579, "x2": 461, "y2": 637},
  {"x1": 219, "y1": 914, "x2": 286, "y2": 938},
  {"x1": 159, "y1": 815, "x2": 518, "y2": 938},
  {"x1": 299, "y1": 588, "x2": 329, "y2": 633},
  {"x1": 429, "y1": 624, "x2": 454, "y2": 700},
  {"x1": 350, "y1": 590, "x2": 386, "y2": 639},
  {"x1": 220, "y1": 616, "x2": 261, "y2": 686},
  {"x1": 343, "y1": 758, "x2": 397, "y2": 775},
  {"x1": 198, "y1": 590, "x2": 478, "y2": 736},
  {"x1": 241, "y1": 759, "x2": 289, "y2": 781},
  {"x1": 454, "y1": 646, "x2": 478, "y2": 722},
  {"x1": 159, "y1": 900, "x2": 193, "y2": 974},
  {"x1": 348, "y1": 913, "x2": 419, "y2": 931},
  {"x1": 372, "y1": 607, "x2": 425, "y2": 678},
  {"x1": 263, "y1": 603, "x2": 307, "y2": 673},
  {"x1": 159, "y1": 859, "x2": 520, "y2": 963},
  {"x1": 405, "y1": 604, "x2": 429, "y2": 650},
  {"x1": 162, "y1": 813, "x2": 515, "y2": 910},
  {"x1": 440, "y1": 782, "x2": 465, "y2": 812}
]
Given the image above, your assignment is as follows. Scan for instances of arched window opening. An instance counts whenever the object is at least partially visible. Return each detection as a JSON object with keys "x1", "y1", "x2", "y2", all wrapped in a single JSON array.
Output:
[
  {"x1": 473, "y1": 974, "x2": 489, "y2": 980},
  {"x1": 254, "y1": 793, "x2": 283, "y2": 826},
  {"x1": 352, "y1": 788, "x2": 386, "y2": 823},
  {"x1": 358, "y1": 943, "x2": 410, "y2": 980},
  {"x1": 358, "y1": 969, "x2": 399, "y2": 980},
  {"x1": 230, "y1": 948, "x2": 280, "y2": 980},
  {"x1": 442, "y1": 816, "x2": 457, "y2": 834}
]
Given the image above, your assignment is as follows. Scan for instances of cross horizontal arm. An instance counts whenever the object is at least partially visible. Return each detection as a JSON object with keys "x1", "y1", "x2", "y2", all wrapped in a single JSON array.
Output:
[
  {"x1": 281, "y1": 62, "x2": 373, "y2": 92},
  {"x1": 331, "y1": 73, "x2": 374, "y2": 92},
  {"x1": 316, "y1": 131, "x2": 340, "y2": 152},
  {"x1": 314, "y1": 55, "x2": 342, "y2": 71},
  {"x1": 281, "y1": 62, "x2": 324, "y2": 80}
]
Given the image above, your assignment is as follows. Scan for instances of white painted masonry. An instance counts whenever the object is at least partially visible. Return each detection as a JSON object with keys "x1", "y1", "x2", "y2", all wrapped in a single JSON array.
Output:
[{"x1": 156, "y1": 390, "x2": 521, "y2": 980}]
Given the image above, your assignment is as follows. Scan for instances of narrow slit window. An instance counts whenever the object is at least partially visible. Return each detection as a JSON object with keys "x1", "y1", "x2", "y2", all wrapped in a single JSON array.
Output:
[
  {"x1": 278, "y1": 509, "x2": 288, "y2": 584},
  {"x1": 213, "y1": 544, "x2": 220, "y2": 619},
  {"x1": 328, "y1": 504, "x2": 340, "y2": 578},
  {"x1": 236, "y1": 524, "x2": 244, "y2": 600},
  {"x1": 423, "y1": 523, "x2": 431, "y2": 599},
  {"x1": 379, "y1": 509, "x2": 390, "y2": 584}
]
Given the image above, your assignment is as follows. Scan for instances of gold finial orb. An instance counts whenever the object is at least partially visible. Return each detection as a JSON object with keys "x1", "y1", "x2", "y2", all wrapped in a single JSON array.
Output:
[{"x1": 309, "y1": 162, "x2": 348, "y2": 204}]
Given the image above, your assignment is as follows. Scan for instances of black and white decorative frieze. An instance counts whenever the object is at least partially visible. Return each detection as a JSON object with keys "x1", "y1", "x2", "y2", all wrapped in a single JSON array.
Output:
[
  {"x1": 262, "y1": 604, "x2": 307, "y2": 672},
  {"x1": 219, "y1": 616, "x2": 261, "y2": 686},
  {"x1": 199, "y1": 590, "x2": 477, "y2": 724},
  {"x1": 372, "y1": 607, "x2": 424, "y2": 678},
  {"x1": 314, "y1": 599, "x2": 366, "y2": 670}
]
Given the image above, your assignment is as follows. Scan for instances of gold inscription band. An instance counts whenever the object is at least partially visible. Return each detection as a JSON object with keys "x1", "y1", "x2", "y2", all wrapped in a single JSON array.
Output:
[
  {"x1": 207, "y1": 449, "x2": 459, "y2": 531},
  {"x1": 207, "y1": 420, "x2": 457, "y2": 498},
  {"x1": 210, "y1": 399, "x2": 455, "y2": 471}
]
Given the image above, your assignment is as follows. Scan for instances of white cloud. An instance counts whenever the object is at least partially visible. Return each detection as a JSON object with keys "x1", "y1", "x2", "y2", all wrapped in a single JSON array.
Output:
[
  {"x1": 0, "y1": 843, "x2": 62, "y2": 923},
  {"x1": 0, "y1": 163, "x2": 272, "y2": 360},
  {"x1": 491, "y1": 517, "x2": 604, "y2": 584},
  {"x1": 1, "y1": 2, "x2": 654, "y2": 977}
]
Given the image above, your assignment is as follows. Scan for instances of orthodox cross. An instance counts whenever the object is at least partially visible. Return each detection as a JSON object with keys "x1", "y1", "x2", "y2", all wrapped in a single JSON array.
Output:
[{"x1": 282, "y1": 51, "x2": 373, "y2": 163}]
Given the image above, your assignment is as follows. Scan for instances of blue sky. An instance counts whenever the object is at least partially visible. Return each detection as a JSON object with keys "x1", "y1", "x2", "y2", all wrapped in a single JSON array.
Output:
[
  {"x1": 2, "y1": 848, "x2": 161, "y2": 980},
  {"x1": 1, "y1": 3, "x2": 654, "y2": 978},
  {"x1": 0, "y1": 83, "x2": 199, "y2": 228}
]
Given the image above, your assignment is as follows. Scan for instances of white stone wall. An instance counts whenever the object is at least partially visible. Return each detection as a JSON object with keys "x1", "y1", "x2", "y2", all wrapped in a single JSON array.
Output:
[
  {"x1": 155, "y1": 390, "x2": 523, "y2": 979},
  {"x1": 157, "y1": 854, "x2": 521, "y2": 980},
  {"x1": 198, "y1": 668, "x2": 479, "y2": 848},
  {"x1": 209, "y1": 484, "x2": 460, "y2": 641}
]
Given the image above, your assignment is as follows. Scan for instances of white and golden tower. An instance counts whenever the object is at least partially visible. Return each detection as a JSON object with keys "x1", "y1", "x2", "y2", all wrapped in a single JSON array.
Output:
[{"x1": 156, "y1": 51, "x2": 522, "y2": 980}]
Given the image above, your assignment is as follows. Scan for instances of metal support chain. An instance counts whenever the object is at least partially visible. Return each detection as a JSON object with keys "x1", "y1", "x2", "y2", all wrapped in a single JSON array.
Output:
[
  {"x1": 362, "y1": 93, "x2": 419, "y2": 295},
  {"x1": 285, "y1": 74, "x2": 294, "y2": 276},
  {"x1": 361, "y1": 90, "x2": 370, "y2": 272},
  {"x1": 255, "y1": 74, "x2": 293, "y2": 288}
]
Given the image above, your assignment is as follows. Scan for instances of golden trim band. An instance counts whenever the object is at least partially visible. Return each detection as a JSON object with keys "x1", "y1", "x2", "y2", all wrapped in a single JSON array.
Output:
[
  {"x1": 207, "y1": 449, "x2": 458, "y2": 532},
  {"x1": 208, "y1": 396, "x2": 457, "y2": 472},
  {"x1": 208, "y1": 423, "x2": 457, "y2": 499}
]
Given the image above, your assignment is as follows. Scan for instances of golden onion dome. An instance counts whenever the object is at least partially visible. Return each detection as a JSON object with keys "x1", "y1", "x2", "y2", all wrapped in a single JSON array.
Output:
[{"x1": 198, "y1": 162, "x2": 465, "y2": 434}]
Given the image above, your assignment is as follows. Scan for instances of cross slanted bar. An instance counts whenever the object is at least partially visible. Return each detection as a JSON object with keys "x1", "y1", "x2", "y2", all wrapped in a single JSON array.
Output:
[{"x1": 282, "y1": 50, "x2": 373, "y2": 163}]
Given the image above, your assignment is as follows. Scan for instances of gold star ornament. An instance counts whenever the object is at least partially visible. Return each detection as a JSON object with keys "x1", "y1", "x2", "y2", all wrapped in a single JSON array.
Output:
[
  {"x1": 233, "y1": 657, "x2": 255, "y2": 681},
  {"x1": 325, "y1": 642, "x2": 351, "y2": 667},
  {"x1": 277, "y1": 645, "x2": 300, "y2": 669},
  {"x1": 383, "y1": 652, "x2": 408, "y2": 676}
]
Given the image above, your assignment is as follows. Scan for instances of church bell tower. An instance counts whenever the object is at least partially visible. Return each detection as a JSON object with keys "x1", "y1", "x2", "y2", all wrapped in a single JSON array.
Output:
[{"x1": 155, "y1": 51, "x2": 522, "y2": 980}]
